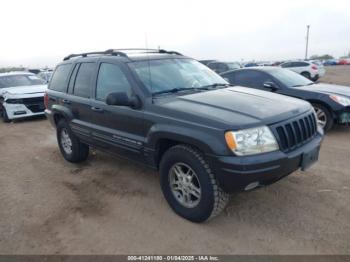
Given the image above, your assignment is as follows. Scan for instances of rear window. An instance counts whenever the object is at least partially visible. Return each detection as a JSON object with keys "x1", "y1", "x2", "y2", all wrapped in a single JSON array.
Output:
[{"x1": 49, "y1": 64, "x2": 72, "y2": 92}]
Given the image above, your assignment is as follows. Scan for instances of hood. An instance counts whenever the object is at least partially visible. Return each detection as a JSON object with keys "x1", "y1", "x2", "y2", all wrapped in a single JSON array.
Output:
[
  {"x1": 295, "y1": 83, "x2": 350, "y2": 98},
  {"x1": 0, "y1": 84, "x2": 47, "y2": 95},
  {"x1": 156, "y1": 86, "x2": 311, "y2": 130}
]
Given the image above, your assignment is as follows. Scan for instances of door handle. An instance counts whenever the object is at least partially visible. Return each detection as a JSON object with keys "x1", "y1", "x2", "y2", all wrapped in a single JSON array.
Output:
[
  {"x1": 91, "y1": 106, "x2": 104, "y2": 113},
  {"x1": 62, "y1": 99, "x2": 71, "y2": 105}
]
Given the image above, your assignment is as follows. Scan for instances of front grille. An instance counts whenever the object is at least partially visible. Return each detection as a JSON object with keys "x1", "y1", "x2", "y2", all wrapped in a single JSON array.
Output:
[
  {"x1": 22, "y1": 97, "x2": 45, "y2": 113},
  {"x1": 271, "y1": 112, "x2": 318, "y2": 152},
  {"x1": 22, "y1": 97, "x2": 44, "y2": 104}
]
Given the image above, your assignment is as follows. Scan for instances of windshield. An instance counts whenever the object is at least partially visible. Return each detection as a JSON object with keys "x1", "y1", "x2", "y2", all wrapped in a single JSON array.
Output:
[
  {"x1": 227, "y1": 62, "x2": 241, "y2": 70},
  {"x1": 268, "y1": 68, "x2": 313, "y2": 87},
  {"x1": 129, "y1": 58, "x2": 228, "y2": 94},
  {"x1": 0, "y1": 74, "x2": 45, "y2": 88}
]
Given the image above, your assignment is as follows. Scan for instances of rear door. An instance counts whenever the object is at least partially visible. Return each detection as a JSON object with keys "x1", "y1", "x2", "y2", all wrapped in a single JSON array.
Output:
[
  {"x1": 67, "y1": 61, "x2": 97, "y2": 142},
  {"x1": 89, "y1": 60, "x2": 145, "y2": 162}
]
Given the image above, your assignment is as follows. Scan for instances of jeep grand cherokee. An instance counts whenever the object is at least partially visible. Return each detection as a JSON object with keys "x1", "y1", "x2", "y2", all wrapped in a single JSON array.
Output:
[{"x1": 45, "y1": 49, "x2": 323, "y2": 222}]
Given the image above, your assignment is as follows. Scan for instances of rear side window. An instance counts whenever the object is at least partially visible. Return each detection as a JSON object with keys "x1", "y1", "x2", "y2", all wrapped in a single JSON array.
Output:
[
  {"x1": 96, "y1": 63, "x2": 132, "y2": 101},
  {"x1": 49, "y1": 64, "x2": 72, "y2": 92},
  {"x1": 231, "y1": 71, "x2": 271, "y2": 88},
  {"x1": 73, "y1": 63, "x2": 95, "y2": 98},
  {"x1": 281, "y1": 62, "x2": 292, "y2": 68}
]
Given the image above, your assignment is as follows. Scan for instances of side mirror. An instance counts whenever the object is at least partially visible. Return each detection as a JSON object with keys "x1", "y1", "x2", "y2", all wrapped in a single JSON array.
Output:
[
  {"x1": 106, "y1": 92, "x2": 141, "y2": 109},
  {"x1": 263, "y1": 81, "x2": 279, "y2": 91}
]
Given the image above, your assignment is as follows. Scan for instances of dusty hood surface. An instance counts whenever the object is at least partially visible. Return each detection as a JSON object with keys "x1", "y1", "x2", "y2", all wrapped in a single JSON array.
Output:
[
  {"x1": 155, "y1": 86, "x2": 312, "y2": 129},
  {"x1": 1, "y1": 84, "x2": 47, "y2": 95}
]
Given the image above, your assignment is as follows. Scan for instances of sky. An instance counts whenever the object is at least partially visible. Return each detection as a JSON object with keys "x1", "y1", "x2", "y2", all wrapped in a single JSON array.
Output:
[{"x1": 0, "y1": 0, "x2": 349, "y2": 68}]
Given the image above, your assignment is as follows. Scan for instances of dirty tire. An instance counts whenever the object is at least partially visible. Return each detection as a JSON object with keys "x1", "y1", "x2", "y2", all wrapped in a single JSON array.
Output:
[
  {"x1": 301, "y1": 71, "x2": 311, "y2": 80},
  {"x1": 2, "y1": 107, "x2": 11, "y2": 123},
  {"x1": 56, "y1": 119, "x2": 89, "y2": 163},
  {"x1": 160, "y1": 144, "x2": 229, "y2": 223}
]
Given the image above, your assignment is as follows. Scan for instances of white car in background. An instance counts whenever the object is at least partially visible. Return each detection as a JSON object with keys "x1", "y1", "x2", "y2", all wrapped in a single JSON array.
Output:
[
  {"x1": 0, "y1": 72, "x2": 47, "y2": 122},
  {"x1": 280, "y1": 61, "x2": 326, "y2": 81},
  {"x1": 37, "y1": 70, "x2": 53, "y2": 84}
]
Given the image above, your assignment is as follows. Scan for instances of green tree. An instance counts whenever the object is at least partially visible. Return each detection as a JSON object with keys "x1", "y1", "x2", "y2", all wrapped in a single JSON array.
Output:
[{"x1": 310, "y1": 54, "x2": 334, "y2": 60}]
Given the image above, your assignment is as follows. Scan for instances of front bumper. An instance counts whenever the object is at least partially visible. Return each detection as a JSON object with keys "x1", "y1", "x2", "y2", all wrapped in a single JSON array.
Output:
[
  {"x1": 335, "y1": 106, "x2": 350, "y2": 124},
  {"x1": 4, "y1": 102, "x2": 45, "y2": 120},
  {"x1": 206, "y1": 134, "x2": 323, "y2": 193}
]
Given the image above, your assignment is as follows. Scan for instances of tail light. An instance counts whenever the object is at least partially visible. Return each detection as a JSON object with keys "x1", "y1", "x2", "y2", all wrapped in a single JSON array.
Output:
[
  {"x1": 311, "y1": 65, "x2": 318, "y2": 70},
  {"x1": 44, "y1": 92, "x2": 49, "y2": 109}
]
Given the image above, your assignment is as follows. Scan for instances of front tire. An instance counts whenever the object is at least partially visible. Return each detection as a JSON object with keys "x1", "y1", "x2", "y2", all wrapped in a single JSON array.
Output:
[
  {"x1": 56, "y1": 120, "x2": 89, "y2": 163},
  {"x1": 312, "y1": 103, "x2": 334, "y2": 132},
  {"x1": 1, "y1": 107, "x2": 11, "y2": 123},
  {"x1": 160, "y1": 144, "x2": 229, "y2": 223}
]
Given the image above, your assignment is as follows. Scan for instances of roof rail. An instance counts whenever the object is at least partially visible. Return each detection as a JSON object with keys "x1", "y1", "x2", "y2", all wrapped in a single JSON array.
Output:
[
  {"x1": 108, "y1": 48, "x2": 183, "y2": 56},
  {"x1": 63, "y1": 48, "x2": 182, "y2": 61},
  {"x1": 63, "y1": 49, "x2": 128, "y2": 61}
]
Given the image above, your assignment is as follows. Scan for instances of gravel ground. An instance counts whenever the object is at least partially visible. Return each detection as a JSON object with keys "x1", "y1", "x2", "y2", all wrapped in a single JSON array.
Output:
[{"x1": 0, "y1": 66, "x2": 349, "y2": 254}]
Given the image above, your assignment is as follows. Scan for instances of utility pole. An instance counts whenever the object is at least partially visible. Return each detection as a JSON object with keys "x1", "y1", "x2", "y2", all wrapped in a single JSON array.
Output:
[{"x1": 305, "y1": 25, "x2": 310, "y2": 60}]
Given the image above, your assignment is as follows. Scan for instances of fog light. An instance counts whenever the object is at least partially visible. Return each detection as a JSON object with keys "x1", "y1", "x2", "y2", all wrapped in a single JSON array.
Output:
[
  {"x1": 339, "y1": 112, "x2": 350, "y2": 124},
  {"x1": 14, "y1": 111, "x2": 26, "y2": 115},
  {"x1": 245, "y1": 181, "x2": 260, "y2": 191}
]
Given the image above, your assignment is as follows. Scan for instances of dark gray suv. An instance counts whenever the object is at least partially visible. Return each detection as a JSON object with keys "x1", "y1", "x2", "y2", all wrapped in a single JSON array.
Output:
[{"x1": 45, "y1": 49, "x2": 323, "y2": 222}]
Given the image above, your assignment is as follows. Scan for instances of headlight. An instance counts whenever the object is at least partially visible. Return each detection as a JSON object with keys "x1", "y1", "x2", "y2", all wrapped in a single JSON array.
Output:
[
  {"x1": 225, "y1": 126, "x2": 279, "y2": 156},
  {"x1": 5, "y1": 98, "x2": 23, "y2": 104},
  {"x1": 330, "y1": 95, "x2": 350, "y2": 106}
]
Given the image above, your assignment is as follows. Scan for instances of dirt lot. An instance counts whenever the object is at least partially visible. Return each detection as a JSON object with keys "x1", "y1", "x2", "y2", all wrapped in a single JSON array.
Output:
[{"x1": 0, "y1": 66, "x2": 349, "y2": 255}]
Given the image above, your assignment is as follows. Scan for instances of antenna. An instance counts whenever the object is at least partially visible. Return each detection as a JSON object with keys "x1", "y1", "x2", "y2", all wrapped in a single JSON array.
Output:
[{"x1": 145, "y1": 33, "x2": 153, "y2": 100}]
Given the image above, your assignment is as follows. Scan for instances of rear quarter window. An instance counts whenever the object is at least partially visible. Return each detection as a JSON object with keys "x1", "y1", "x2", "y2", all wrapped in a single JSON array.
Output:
[{"x1": 49, "y1": 64, "x2": 72, "y2": 92}]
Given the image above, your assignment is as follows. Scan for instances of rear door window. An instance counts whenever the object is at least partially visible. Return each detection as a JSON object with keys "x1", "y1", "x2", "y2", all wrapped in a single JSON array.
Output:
[
  {"x1": 73, "y1": 63, "x2": 95, "y2": 98},
  {"x1": 233, "y1": 71, "x2": 271, "y2": 89},
  {"x1": 49, "y1": 64, "x2": 72, "y2": 92}
]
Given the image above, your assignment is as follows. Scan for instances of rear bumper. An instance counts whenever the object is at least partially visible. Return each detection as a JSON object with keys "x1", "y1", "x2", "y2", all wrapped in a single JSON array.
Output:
[
  {"x1": 45, "y1": 109, "x2": 55, "y2": 126},
  {"x1": 206, "y1": 134, "x2": 323, "y2": 193}
]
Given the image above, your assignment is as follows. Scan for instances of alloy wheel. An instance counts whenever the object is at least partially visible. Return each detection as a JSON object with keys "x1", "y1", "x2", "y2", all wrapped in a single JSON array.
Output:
[
  {"x1": 314, "y1": 106, "x2": 327, "y2": 129},
  {"x1": 60, "y1": 129, "x2": 73, "y2": 154},
  {"x1": 169, "y1": 163, "x2": 202, "y2": 208}
]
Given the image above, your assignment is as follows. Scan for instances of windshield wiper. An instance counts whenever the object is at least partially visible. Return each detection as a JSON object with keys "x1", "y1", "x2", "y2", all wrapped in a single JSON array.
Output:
[
  {"x1": 152, "y1": 87, "x2": 196, "y2": 96},
  {"x1": 198, "y1": 83, "x2": 230, "y2": 89}
]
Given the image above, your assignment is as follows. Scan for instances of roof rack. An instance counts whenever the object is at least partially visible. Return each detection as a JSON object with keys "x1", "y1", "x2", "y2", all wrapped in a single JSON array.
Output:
[
  {"x1": 63, "y1": 48, "x2": 182, "y2": 61},
  {"x1": 63, "y1": 49, "x2": 127, "y2": 61}
]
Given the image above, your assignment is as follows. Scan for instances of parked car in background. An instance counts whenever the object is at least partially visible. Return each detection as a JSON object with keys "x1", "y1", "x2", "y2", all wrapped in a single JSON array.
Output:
[
  {"x1": 323, "y1": 59, "x2": 338, "y2": 66},
  {"x1": 221, "y1": 67, "x2": 350, "y2": 132},
  {"x1": 198, "y1": 60, "x2": 217, "y2": 66},
  {"x1": 37, "y1": 70, "x2": 53, "y2": 83},
  {"x1": 337, "y1": 59, "x2": 350, "y2": 65},
  {"x1": 244, "y1": 62, "x2": 259, "y2": 67},
  {"x1": 207, "y1": 61, "x2": 242, "y2": 74},
  {"x1": 280, "y1": 61, "x2": 325, "y2": 81},
  {"x1": 0, "y1": 72, "x2": 47, "y2": 122},
  {"x1": 45, "y1": 49, "x2": 322, "y2": 222}
]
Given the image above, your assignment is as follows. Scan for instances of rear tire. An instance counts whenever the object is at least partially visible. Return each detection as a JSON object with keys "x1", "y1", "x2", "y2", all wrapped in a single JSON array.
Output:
[
  {"x1": 312, "y1": 103, "x2": 334, "y2": 132},
  {"x1": 312, "y1": 75, "x2": 319, "y2": 82},
  {"x1": 160, "y1": 144, "x2": 229, "y2": 223},
  {"x1": 301, "y1": 72, "x2": 311, "y2": 79},
  {"x1": 56, "y1": 119, "x2": 89, "y2": 163}
]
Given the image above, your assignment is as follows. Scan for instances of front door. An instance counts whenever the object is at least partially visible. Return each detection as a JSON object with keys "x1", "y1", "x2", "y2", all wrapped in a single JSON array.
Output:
[{"x1": 89, "y1": 61, "x2": 145, "y2": 162}]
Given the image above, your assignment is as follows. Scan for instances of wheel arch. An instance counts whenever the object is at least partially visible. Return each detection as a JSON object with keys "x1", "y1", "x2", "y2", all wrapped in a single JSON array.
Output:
[
  {"x1": 148, "y1": 126, "x2": 224, "y2": 168},
  {"x1": 307, "y1": 99, "x2": 335, "y2": 118}
]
